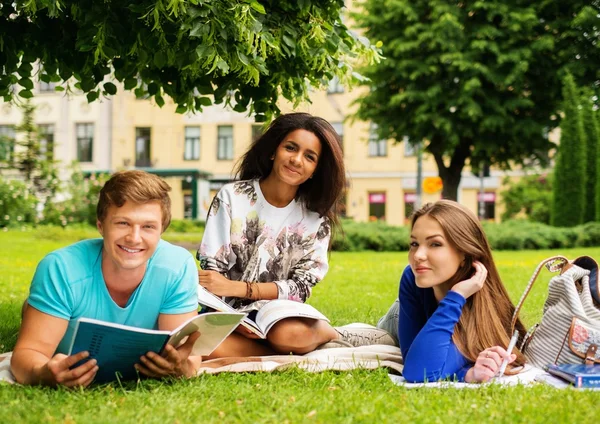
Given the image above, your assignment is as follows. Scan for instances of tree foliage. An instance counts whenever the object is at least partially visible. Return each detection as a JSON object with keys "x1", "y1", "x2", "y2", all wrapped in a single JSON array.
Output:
[
  {"x1": 353, "y1": 0, "x2": 599, "y2": 199},
  {"x1": 500, "y1": 174, "x2": 552, "y2": 224},
  {"x1": 551, "y1": 73, "x2": 586, "y2": 227},
  {"x1": 0, "y1": 1, "x2": 380, "y2": 121},
  {"x1": 581, "y1": 88, "x2": 599, "y2": 222}
]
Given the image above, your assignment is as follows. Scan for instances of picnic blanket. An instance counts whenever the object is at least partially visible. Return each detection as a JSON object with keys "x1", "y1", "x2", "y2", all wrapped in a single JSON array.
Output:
[{"x1": 0, "y1": 345, "x2": 403, "y2": 384}]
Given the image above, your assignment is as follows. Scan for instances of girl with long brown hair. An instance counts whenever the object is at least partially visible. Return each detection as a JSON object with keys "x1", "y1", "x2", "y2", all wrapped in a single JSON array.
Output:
[{"x1": 397, "y1": 200, "x2": 527, "y2": 383}]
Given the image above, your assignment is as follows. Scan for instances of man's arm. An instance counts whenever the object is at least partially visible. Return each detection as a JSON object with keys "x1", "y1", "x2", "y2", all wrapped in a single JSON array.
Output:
[
  {"x1": 11, "y1": 306, "x2": 98, "y2": 386},
  {"x1": 135, "y1": 312, "x2": 203, "y2": 379}
]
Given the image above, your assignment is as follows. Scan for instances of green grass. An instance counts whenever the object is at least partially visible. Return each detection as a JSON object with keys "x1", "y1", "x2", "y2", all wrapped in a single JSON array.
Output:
[{"x1": 0, "y1": 229, "x2": 599, "y2": 423}]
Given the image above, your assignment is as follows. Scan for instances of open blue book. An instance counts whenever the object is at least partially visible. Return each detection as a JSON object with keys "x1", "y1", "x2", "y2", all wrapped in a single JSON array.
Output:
[
  {"x1": 546, "y1": 363, "x2": 600, "y2": 388},
  {"x1": 68, "y1": 312, "x2": 245, "y2": 383}
]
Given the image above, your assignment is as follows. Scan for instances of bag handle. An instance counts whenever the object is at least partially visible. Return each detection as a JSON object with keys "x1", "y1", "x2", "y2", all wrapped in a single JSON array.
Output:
[{"x1": 510, "y1": 255, "x2": 569, "y2": 330}]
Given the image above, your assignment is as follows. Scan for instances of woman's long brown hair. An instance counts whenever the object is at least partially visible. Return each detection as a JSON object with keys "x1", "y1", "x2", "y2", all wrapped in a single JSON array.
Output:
[
  {"x1": 234, "y1": 113, "x2": 346, "y2": 244},
  {"x1": 411, "y1": 200, "x2": 527, "y2": 372}
]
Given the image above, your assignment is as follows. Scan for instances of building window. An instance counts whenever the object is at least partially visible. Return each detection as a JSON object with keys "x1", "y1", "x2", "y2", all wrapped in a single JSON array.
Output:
[
  {"x1": 327, "y1": 76, "x2": 344, "y2": 94},
  {"x1": 331, "y1": 122, "x2": 344, "y2": 151},
  {"x1": 39, "y1": 81, "x2": 56, "y2": 93},
  {"x1": 251, "y1": 124, "x2": 263, "y2": 142},
  {"x1": 217, "y1": 125, "x2": 234, "y2": 160},
  {"x1": 135, "y1": 127, "x2": 152, "y2": 167},
  {"x1": 76, "y1": 123, "x2": 94, "y2": 163},
  {"x1": 38, "y1": 124, "x2": 55, "y2": 161},
  {"x1": 404, "y1": 192, "x2": 416, "y2": 221},
  {"x1": 403, "y1": 136, "x2": 415, "y2": 157},
  {"x1": 477, "y1": 192, "x2": 496, "y2": 220},
  {"x1": 368, "y1": 124, "x2": 387, "y2": 157},
  {"x1": 0, "y1": 125, "x2": 15, "y2": 163},
  {"x1": 368, "y1": 192, "x2": 386, "y2": 221},
  {"x1": 184, "y1": 126, "x2": 200, "y2": 161}
]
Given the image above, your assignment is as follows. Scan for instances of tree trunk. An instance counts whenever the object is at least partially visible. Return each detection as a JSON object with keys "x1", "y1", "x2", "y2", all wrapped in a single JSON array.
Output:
[{"x1": 429, "y1": 136, "x2": 471, "y2": 201}]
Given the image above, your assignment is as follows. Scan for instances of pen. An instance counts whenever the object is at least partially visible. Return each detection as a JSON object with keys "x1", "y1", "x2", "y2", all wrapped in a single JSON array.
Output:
[{"x1": 497, "y1": 330, "x2": 519, "y2": 377}]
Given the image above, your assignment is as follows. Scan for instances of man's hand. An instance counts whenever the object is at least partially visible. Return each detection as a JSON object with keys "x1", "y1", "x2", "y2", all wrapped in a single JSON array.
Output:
[
  {"x1": 198, "y1": 270, "x2": 239, "y2": 297},
  {"x1": 38, "y1": 351, "x2": 98, "y2": 388},
  {"x1": 136, "y1": 332, "x2": 202, "y2": 379},
  {"x1": 451, "y1": 261, "x2": 488, "y2": 299}
]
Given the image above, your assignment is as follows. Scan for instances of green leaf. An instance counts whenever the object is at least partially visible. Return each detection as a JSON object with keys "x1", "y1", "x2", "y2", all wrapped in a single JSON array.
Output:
[
  {"x1": 154, "y1": 51, "x2": 167, "y2": 68},
  {"x1": 147, "y1": 83, "x2": 158, "y2": 95},
  {"x1": 18, "y1": 78, "x2": 34, "y2": 90},
  {"x1": 124, "y1": 77, "x2": 137, "y2": 90},
  {"x1": 282, "y1": 35, "x2": 296, "y2": 49},
  {"x1": 54, "y1": 86, "x2": 65, "y2": 92},
  {"x1": 237, "y1": 51, "x2": 250, "y2": 66},
  {"x1": 18, "y1": 90, "x2": 34, "y2": 99},
  {"x1": 250, "y1": 1, "x2": 266, "y2": 14},
  {"x1": 175, "y1": 105, "x2": 188, "y2": 114},
  {"x1": 87, "y1": 91, "x2": 99, "y2": 103},
  {"x1": 197, "y1": 96, "x2": 212, "y2": 106},
  {"x1": 103, "y1": 82, "x2": 117, "y2": 95},
  {"x1": 155, "y1": 94, "x2": 165, "y2": 107}
]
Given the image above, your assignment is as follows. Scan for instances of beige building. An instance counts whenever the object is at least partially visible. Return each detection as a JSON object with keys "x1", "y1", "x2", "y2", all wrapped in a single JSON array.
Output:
[
  {"x1": 0, "y1": 80, "x2": 510, "y2": 225},
  {"x1": 0, "y1": 81, "x2": 112, "y2": 185},
  {"x1": 99, "y1": 83, "x2": 509, "y2": 225}
]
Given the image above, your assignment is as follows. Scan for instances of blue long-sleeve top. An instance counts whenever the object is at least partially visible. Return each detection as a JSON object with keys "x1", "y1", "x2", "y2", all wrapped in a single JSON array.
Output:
[{"x1": 398, "y1": 265, "x2": 473, "y2": 382}]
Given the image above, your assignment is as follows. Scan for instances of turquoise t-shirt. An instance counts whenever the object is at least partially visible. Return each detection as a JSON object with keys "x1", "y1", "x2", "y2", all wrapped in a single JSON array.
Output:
[{"x1": 27, "y1": 239, "x2": 199, "y2": 354}]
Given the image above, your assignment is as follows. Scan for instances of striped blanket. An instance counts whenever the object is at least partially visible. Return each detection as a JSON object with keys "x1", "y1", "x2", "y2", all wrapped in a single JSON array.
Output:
[{"x1": 0, "y1": 345, "x2": 403, "y2": 384}]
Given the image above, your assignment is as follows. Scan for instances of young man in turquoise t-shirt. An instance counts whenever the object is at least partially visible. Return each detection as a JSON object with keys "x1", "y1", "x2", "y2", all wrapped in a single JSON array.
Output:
[{"x1": 11, "y1": 170, "x2": 202, "y2": 387}]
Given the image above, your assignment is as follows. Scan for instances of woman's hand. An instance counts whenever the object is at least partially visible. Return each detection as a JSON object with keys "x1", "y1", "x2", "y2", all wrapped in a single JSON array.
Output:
[
  {"x1": 451, "y1": 261, "x2": 487, "y2": 299},
  {"x1": 234, "y1": 324, "x2": 262, "y2": 339},
  {"x1": 199, "y1": 270, "x2": 238, "y2": 297},
  {"x1": 464, "y1": 346, "x2": 516, "y2": 383}
]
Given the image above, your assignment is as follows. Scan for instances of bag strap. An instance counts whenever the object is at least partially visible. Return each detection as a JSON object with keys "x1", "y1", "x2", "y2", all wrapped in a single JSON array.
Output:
[{"x1": 510, "y1": 255, "x2": 569, "y2": 330}]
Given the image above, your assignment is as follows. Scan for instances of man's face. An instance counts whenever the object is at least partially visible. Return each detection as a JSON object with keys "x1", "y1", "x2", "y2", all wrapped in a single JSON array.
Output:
[{"x1": 97, "y1": 200, "x2": 163, "y2": 275}]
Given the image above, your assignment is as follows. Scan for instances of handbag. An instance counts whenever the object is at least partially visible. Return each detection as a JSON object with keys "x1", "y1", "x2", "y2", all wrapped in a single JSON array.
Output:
[{"x1": 511, "y1": 255, "x2": 600, "y2": 368}]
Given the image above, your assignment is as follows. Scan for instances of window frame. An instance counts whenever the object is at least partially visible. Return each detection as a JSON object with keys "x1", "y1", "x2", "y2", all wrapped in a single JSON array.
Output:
[{"x1": 76, "y1": 123, "x2": 94, "y2": 163}]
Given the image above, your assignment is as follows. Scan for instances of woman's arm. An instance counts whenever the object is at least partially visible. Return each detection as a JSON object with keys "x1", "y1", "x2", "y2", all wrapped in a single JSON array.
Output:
[{"x1": 398, "y1": 268, "x2": 472, "y2": 383}]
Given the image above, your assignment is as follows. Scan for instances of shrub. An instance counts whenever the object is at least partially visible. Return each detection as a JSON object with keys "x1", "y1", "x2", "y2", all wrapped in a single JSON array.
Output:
[
  {"x1": 166, "y1": 219, "x2": 205, "y2": 233},
  {"x1": 500, "y1": 174, "x2": 552, "y2": 224},
  {"x1": 0, "y1": 177, "x2": 38, "y2": 227},
  {"x1": 42, "y1": 168, "x2": 110, "y2": 226}
]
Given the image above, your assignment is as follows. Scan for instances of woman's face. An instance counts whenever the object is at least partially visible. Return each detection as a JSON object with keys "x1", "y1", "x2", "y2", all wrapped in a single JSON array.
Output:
[
  {"x1": 270, "y1": 129, "x2": 322, "y2": 187},
  {"x1": 408, "y1": 215, "x2": 465, "y2": 292}
]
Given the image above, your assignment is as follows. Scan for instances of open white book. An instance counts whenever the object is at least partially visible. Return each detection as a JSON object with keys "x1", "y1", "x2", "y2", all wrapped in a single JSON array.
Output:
[
  {"x1": 68, "y1": 312, "x2": 244, "y2": 383},
  {"x1": 197, "y1": 286, "x2": 329, "y2": 339}
]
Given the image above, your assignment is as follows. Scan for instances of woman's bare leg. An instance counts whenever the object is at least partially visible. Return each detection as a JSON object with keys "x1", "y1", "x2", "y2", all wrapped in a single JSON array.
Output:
[
  {"x1": 205, "y1": 332, "x2": 275, "y2": 359},
  {"x1": 266, "y1": 318, "x2": 339, "y2": 354}
]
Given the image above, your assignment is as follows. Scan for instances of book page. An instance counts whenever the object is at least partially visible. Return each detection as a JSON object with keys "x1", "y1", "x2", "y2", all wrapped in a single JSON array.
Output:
[
  {"x1": 255, "y1": 300, "x2": 329, "y2": 335},
  {"x1": 167, "y1": 312, "x2": 246, "y2": 356},
  {"x1": 197, "y1": 286, "x2": 237, "y2": 312},
  {"x1": 197, "y1": 286, "x2": 265, "y2": 338},
  {"x1": 389, "y1": 364, "x2": 548, "y2": 388}
]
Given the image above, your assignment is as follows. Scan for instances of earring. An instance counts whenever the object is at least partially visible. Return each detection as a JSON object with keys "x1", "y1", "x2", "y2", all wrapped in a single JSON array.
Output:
[{"x1": 270, "y1": 155, "x2": 274, "y2": 160}]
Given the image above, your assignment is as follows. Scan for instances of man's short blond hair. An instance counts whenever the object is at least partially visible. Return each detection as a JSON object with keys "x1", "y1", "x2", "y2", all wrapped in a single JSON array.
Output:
[{"x1": 96, "y1": 170, "x2": 172, "y2": 231}]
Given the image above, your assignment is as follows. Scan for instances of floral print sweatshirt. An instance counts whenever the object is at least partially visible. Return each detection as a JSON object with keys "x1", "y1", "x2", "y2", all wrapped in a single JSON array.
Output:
[{"x1": 197, "y1": 179, "x2": 331, "y2": 311}]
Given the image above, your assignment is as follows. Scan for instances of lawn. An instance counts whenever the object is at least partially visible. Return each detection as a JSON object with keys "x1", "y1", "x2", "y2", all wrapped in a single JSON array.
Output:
[{"x1": 0, "y1": 229, "x2": 598, "y2": 423}]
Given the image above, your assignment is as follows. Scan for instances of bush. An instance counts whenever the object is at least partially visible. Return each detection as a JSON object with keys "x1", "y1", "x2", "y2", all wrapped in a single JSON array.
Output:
[
  {"x1": 331, "y1": 219, "x2": 600, "y2": 252},
  {"x1": 577, "y1": 222, "x2": 600, "y2": 247},
  {"x1": 166, "y1": 219, "x2": 205, "y2": 233},
  {"x1": 42, "y1": 168, "x2": 110, "y2": 226},
  {"x1": 500, "y1": 174, "x2": 552, "y2": 224},
  {"x1": 0, "y1": 177, "x2": 38, "y2": 227}
]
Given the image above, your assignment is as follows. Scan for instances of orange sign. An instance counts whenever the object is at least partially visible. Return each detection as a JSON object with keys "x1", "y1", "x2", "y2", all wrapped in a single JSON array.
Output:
[{"x1": 423, "y1": 177, "x2": 443, "y2": 194}]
